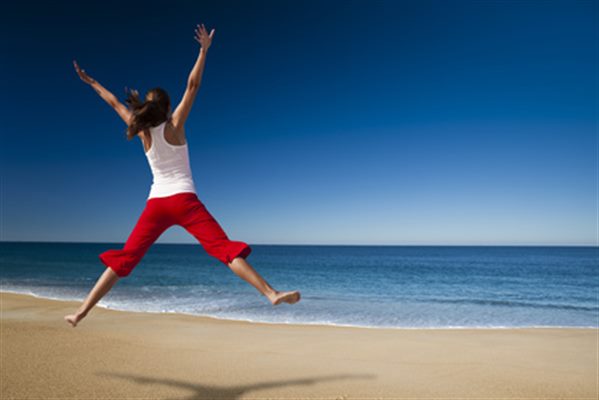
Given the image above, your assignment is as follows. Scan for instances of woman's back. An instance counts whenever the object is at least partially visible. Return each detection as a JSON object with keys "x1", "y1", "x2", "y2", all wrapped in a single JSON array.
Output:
[
  {"x1": 140, "y1": 119, "x2": 187, "y2": 151},
  {"x1": 143, "y1": 120, "x2": 196, "y2": 200}
]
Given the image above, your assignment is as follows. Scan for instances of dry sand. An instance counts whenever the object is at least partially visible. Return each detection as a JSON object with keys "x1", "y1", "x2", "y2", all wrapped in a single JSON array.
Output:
[{"x1": 1, "y1": 291, "x2": 597, "y2": 399}]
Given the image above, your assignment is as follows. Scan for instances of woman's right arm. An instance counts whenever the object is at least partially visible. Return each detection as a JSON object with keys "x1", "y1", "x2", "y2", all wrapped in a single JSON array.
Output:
[
  {"x1": 73, "y1": 60, "x2": 132, "y2": 125},
  {"x1": 172, "y1": 23, "x2": 215, "y2": 130}
]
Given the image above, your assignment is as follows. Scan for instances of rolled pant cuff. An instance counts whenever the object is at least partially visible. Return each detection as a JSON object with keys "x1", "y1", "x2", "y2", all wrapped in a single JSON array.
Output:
[
  {"x1": 224, "y1": 242, "x2": 252, "y2": 265},
  {"x1": 99, "y1": 250, "x2": 133, "y2": 278}
]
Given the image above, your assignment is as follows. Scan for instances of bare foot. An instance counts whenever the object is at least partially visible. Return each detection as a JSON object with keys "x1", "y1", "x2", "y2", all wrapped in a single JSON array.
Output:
[
  {"x1": 268, "y1": 290, "x2": 301, "y2": 306},
  {"x1": 64, "y1": 312, "x2": 86, "y2": 327}
]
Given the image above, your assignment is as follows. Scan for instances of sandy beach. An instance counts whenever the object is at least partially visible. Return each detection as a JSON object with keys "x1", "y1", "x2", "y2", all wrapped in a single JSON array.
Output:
[{"x1": 1, "y1": 291, "x2": 596, "y2": 399}]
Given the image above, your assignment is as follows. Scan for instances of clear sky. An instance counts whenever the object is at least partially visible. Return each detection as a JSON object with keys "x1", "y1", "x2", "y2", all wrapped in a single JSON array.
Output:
[{"x1": 1, "y1": 0, "x2": 597, "y2": 245}]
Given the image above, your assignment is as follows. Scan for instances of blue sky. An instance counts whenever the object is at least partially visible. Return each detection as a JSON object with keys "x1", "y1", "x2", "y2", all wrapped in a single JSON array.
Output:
[{"x1": 1, "y1": 0, "x2": 597, "y2": 245}]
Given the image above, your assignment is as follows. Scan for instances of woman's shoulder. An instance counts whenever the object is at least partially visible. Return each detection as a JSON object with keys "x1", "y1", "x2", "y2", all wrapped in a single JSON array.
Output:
[{"x1": 164, "y1": 118, "x2": 187, "y2": 146}]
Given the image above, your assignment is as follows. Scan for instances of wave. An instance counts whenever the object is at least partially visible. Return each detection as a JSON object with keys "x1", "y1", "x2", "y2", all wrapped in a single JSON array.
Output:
[
  {"x1": 420, "y1": 297, "x2": 598, "y2": 312},
  {"x1": 2, "y1": 289, "x2": 597, "y2": 330}
]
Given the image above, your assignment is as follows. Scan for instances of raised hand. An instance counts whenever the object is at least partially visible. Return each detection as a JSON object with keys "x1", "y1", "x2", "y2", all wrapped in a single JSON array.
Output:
[
  {"x1": 194, "y1": 23, "x2": 215, "y2": 50},
  {"x1": 73, "y1": 60, "x2": 96, "y2": 85}
]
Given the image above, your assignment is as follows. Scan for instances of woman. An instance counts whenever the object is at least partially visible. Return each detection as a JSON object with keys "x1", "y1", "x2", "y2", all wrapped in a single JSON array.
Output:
[{"x1": 65, "y1": 23, "x2": 301, "y2": 327}]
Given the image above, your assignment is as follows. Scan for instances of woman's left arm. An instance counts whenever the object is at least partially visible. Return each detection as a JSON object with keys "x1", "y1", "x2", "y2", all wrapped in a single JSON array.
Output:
[{"x1": 73, "y1": 60, "x2": 132, "y2": 125}]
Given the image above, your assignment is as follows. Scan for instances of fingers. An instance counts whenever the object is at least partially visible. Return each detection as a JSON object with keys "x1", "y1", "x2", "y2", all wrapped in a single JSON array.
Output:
[
  {"x1": 194, "y1": 23, "x2": 215, "y2": 44},
  {"x1": 196, "y1": 25, "x2": 206, "y2": 38},
  {"x1": 73, "y1": 59, "x2": 94, "y2": 84},
  {"x1": 73, "y1": 60, "x2": 87, "y2": 77},
  {"x1": 195, "y1": 23, "x2": 213, "y2": 37}
]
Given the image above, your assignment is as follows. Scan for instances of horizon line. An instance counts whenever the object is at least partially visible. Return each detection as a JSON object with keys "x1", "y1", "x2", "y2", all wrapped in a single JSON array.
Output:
[{"x1": 0, "y1": 240, "x2": 597, "y2": 247}]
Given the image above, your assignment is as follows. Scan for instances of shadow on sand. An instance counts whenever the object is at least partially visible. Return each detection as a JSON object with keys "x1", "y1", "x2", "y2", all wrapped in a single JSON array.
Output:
[{"x1": 96, "y1": 371, "x2": 376, "y2": 400}]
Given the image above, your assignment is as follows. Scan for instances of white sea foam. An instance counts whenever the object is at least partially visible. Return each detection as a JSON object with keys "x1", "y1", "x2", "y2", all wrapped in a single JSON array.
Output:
[{"x1": 2, "y1": 289, "x2": 596, "y2": 330}]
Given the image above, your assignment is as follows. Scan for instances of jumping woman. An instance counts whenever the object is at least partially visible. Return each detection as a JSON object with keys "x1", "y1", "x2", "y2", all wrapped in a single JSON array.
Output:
[{"x1": 65, "y1": 23, "x2": 301, "y2": 327}]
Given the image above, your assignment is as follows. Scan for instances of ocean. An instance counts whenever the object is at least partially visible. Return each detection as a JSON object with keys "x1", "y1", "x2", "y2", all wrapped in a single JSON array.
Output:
[{"x1": 1, "y1": 242, "x2": 597, "y2": 329}]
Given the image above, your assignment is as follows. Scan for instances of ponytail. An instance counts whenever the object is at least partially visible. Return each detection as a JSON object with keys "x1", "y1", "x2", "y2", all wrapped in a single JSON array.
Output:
[{"x1": 124, "y1": 87, "x2": 170, "y2": 141}]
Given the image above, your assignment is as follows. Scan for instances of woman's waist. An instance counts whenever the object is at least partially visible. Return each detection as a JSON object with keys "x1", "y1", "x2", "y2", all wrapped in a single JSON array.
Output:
[{"x1": 147, "y1": 186, "x2": 198, "y2": 201}]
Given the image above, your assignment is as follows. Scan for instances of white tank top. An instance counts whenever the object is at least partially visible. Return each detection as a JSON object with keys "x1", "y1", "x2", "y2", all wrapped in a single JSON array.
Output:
[{"x1": 144, "y1": 120, "x2": 197, "y2": 200}]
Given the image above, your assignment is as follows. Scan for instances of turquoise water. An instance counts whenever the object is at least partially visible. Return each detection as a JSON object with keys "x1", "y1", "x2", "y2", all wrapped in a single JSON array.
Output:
[{"x1": 1, "y1": 242, "x2": 597, "y2": 328}]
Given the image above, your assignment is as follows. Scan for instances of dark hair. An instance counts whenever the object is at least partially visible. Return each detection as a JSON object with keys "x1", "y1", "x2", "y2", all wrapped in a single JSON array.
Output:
[{"x1": 124, "y1": 87, "x2": 171, "y2": 140}]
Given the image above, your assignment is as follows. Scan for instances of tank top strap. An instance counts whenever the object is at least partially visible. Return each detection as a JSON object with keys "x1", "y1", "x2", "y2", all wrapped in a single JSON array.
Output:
[{"x1": 151, "y1": 121, "x2": 166, "y2": 145}]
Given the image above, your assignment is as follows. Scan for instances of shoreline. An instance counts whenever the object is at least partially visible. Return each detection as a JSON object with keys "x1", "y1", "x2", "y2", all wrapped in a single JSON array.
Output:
[
  {"x1": 2, "y1": 290, "x2": 595, "y2": 331},
  {"x1": 2, "y1": 291, "x2": 597, "y2": 399}
]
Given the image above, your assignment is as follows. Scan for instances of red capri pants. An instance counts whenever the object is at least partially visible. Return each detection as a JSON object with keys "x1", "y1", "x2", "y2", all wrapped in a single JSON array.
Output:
[{"x1": 99, "y1": 192, "x2": 252, "y2": 277}]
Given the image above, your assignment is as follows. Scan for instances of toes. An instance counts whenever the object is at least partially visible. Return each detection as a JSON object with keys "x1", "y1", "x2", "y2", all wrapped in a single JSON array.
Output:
[
  {"x1": 64, "y1": 315, "x2": 77, "y2": 327},
  {"x1": 284, "y1": 292, "x2": 300, "y2": 304},
  {"x1": 271, "y1": 291, "x2": 301, "y2": 306},
  {"x1": 292, "y1": 292, "x2": 300, "y2": 303}
]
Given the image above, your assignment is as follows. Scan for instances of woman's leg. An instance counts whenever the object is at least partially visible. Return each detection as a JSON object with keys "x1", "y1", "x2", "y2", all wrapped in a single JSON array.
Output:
[
  {"x1": 64, "y1": 267, "x2": 120, "y2": 327},
  {"x1": 227, "y1": 256, "x2": 301, "y2": 305},
  {"x1": 178, "y1": 195, "x2": 301, "y2": 305},
  {"x1": 65, "y1": 198, "x2": 174, "y2": 327}
]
